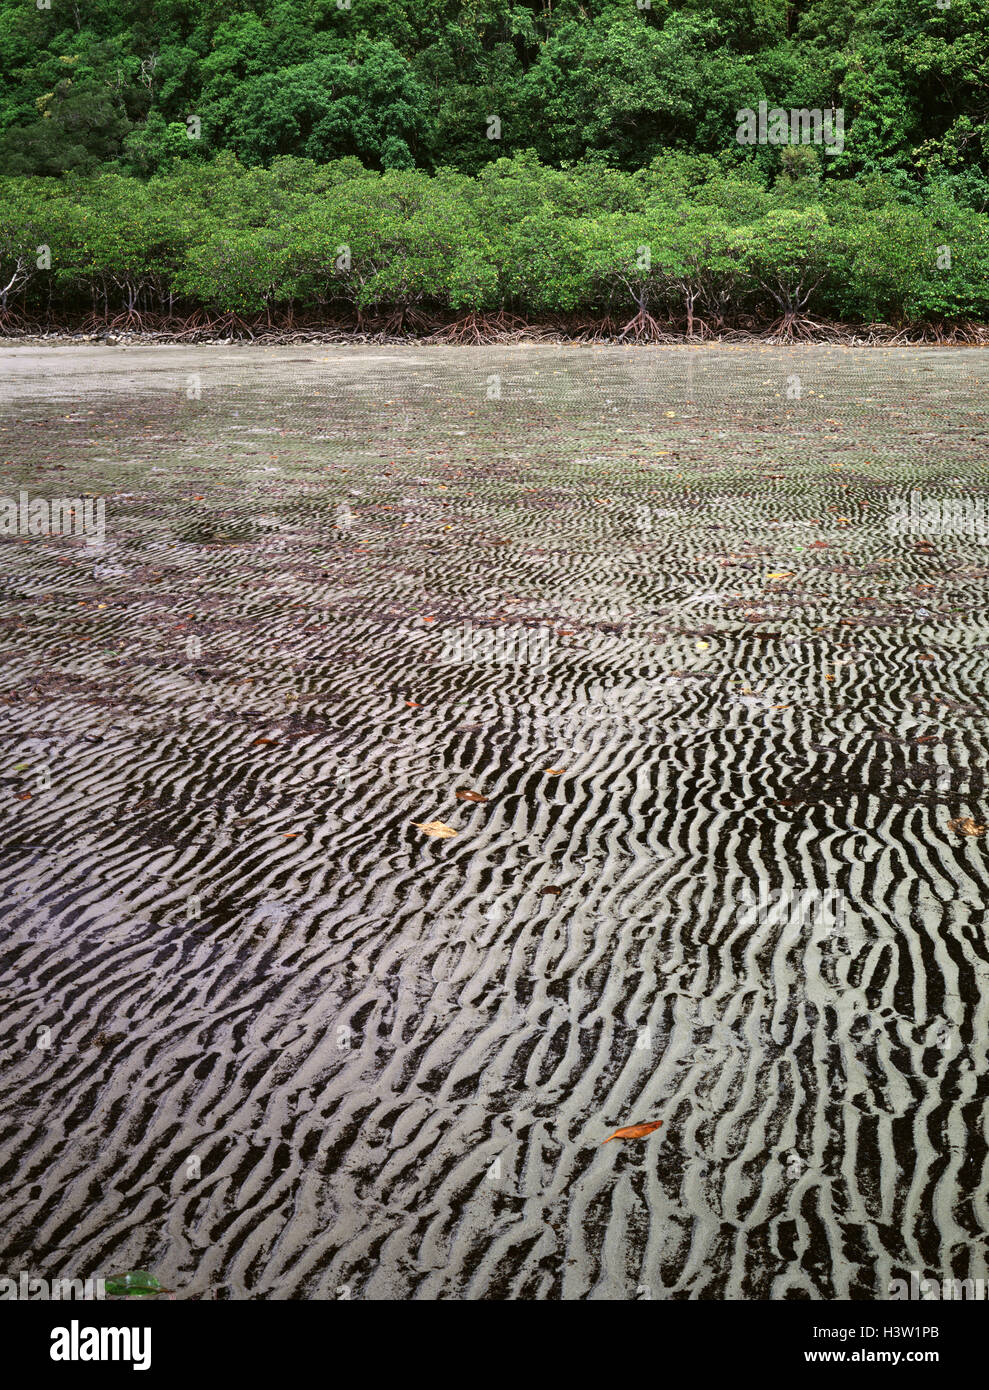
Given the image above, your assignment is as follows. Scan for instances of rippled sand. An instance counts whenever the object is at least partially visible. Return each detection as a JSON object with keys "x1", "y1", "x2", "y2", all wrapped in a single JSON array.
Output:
[{"x1": 1, "y1": 343, "x2": 987, "y2": 1300}]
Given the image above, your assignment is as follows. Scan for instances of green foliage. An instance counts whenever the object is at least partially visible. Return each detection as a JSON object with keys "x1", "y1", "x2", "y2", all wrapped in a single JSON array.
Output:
[
  {"x1": 205, "y1": 41, "x2": 430, "y2": 170},
  {"x1": 0, "y1": 0, "x2": 986, "y2": 201},
  {"x1": 293, "y1": 168, "x2": 497, "y2": 312},
  {"x1": 0, "y1": 0, "x2": 984, "y2": 327},
  {"x1": 105, "y1": 1271, "x2": 167, "y2": 1298},
  {"x1": 1, "y1": 154, "x2": 985, "y2": 328},
  {"x1": 0, "y1": 76, "x2": 136, "y2": 176},
  {"x1": 729, "y1": 207, "x2": 846, "y2": 318}
]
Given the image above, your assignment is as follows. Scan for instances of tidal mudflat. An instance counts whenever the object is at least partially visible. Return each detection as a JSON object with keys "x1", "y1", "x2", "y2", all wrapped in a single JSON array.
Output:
[{"x1": 1, "y1": 343, "x2": 987, "y2": 1300}]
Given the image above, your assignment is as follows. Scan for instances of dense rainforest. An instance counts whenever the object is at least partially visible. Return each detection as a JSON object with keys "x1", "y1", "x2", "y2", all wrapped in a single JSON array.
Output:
[{"x1": 1, "y1": 0, "x2": 987, "y2": 336}]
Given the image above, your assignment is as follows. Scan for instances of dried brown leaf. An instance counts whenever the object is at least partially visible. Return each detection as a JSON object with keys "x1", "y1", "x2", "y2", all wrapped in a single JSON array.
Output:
[
  {"x1": 947, "y1": 817, "x2": 986, "y2": 837},
  {"x1": 412, "y1": 820, "x2": 458, "y2": 838}
]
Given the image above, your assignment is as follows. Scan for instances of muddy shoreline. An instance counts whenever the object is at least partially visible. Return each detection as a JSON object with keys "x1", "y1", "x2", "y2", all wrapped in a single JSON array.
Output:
[{"x1": 2, "y1": 344, "x2": 987, "y2": 1300}]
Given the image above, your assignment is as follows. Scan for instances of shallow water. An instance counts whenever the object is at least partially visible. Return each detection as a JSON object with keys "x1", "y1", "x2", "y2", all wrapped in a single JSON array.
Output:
[{"x1": 1, "y1": 343, "x2": 987, "y2": 1300}]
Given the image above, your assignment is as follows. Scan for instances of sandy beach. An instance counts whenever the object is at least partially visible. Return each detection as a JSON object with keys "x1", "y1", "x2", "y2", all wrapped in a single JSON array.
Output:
[{"x1": 1, "y1": 343, "x2": 987, "y2": 1299}]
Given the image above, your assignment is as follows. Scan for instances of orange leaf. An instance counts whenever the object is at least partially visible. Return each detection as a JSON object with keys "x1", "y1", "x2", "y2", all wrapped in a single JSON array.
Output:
[
  {"x1": 603, "y1": 1121, "x2": 663, "y2": 1144},
  {"x1": 947, "y1": 817, "x2": 986, "y2": 837}
]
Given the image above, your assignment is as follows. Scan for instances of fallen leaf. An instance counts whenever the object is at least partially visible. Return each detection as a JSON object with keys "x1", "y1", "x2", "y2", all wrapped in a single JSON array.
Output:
[
  {"x1": 545, "y1": 768, "x2": 565, "y2": 775},
  {"x1": 603, "y1": 1121, "x2": 663, "y2": 1144},
  {"x1": 412, "y1": 820, "x2": 458, "y2": 838},
  {"x1": 405, "y1": 700, "x2": 421, "y2": 707},
  {"x1": 455, "y1": 789, "x2": 488, "y2": 802},
  {"x1": 947, "y1": 817, "x2": 986, "y2": 837},
  {"x1": 105, "y1": 1271, "x2": 171, "y2": 1298},
  {"x1": 765, "y1": 571, "x2": 794, "y2": 580},
  {"x1": 541, "y1": 886, "x2": 562, "y2": 895}
]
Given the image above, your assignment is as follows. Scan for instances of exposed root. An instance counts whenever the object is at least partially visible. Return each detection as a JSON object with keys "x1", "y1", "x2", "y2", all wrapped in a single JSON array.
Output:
[
  {"x1": 210, "y1": 312, "x2": 256, "y2": 340},
  {"x1": 5, "y1": 311, "x2": 989, "y2": 347},
  {"x1": 0, "y1": 306, "x2": 35, "y2": 336},
  {"x1": 170, "y1": 310, "x2": 223, "y2": 340},
  {"x1": 684, "y1": 315, "x2": 716, "y2": 341},
  {"x1": 429, "y1": 312, "x2": 487, "y2": 345},
  {"x1": 617, "y1": 308, "x2": 672, "y2": 342},
  {"x1": 427, "y1": 310, "x2": 536, "y2": 344},
  {"x1": 762, "y1": 313, "x2": 839, "y2": 343}
]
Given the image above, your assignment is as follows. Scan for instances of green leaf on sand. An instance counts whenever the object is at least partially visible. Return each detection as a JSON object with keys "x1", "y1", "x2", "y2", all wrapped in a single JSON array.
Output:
[{"x1": 105, "y1": 1271, "x2": 169, "y2": 1297}]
